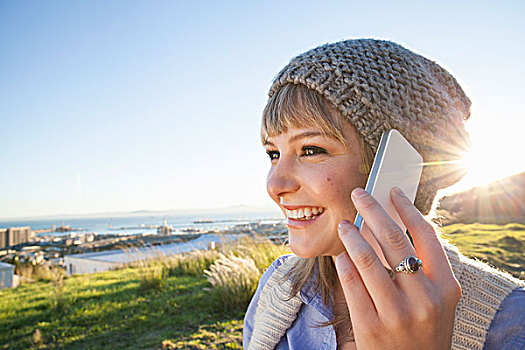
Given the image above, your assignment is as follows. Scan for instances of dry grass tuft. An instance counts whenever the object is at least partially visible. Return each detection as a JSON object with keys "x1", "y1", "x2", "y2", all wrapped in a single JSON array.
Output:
[{"x1": 204, "y1": 253, "x2": 261, "y2": 312}]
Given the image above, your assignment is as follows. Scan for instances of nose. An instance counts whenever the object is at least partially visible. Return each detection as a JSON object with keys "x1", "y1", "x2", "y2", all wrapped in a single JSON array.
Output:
[{"x1": 266, "y1": 156, "x2": 300, "y2": 199}]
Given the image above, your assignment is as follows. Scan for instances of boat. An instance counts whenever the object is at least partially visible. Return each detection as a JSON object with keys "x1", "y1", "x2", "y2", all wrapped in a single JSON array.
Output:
[{"x1": 193, "y1": 218, "x2": 214, "y2": 224}]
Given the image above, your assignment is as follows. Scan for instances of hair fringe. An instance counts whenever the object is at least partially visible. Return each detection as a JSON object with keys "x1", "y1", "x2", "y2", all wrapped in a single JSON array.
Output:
[{"x1": 262, "y1": 84, "x2": 347, "y2": 145}]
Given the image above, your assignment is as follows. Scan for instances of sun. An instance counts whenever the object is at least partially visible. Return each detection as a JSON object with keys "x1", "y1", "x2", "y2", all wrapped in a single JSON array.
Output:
[{"x1": 441, "y1": 127, "x2": 524, "y2": 195}]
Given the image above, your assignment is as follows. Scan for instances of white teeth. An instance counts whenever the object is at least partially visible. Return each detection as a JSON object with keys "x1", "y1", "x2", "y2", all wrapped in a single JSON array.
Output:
[
  {"x1": 304, "y1": 208, "x2": 311, "y2": 217},
  {"x1": 285, "y1": 207, "x2": 324, "y2": 220}
]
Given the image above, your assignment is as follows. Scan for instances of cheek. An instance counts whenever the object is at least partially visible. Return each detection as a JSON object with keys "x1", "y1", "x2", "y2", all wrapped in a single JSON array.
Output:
[
  {"x1": 322, "y1": 167, "x2": 364, "y2": 207},
  {"x1": 306, "y1": 173, "x2": 352, "y2": 209},
  {"x1": 326, "y1": 174, "x2": 353, "y2": 196},
  {"x1": 332, "y1": 180, "x2": 353, "y2": 208}
]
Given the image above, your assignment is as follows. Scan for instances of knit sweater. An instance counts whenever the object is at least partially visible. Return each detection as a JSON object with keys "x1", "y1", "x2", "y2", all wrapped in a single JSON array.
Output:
[{"x1": 248, "y1": 241, "x2": 524, "y2": 350}]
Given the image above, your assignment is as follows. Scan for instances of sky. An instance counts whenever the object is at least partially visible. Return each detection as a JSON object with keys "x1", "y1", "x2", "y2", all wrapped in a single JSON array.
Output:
[{"x1": 1, "y1": 0, "x2": 524, "y2": 219}]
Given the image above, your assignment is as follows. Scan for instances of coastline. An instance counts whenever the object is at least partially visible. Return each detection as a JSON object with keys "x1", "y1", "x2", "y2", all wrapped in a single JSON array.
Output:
[{"x1": 0, "y1": 214, "x2": 287, "y2": 275}]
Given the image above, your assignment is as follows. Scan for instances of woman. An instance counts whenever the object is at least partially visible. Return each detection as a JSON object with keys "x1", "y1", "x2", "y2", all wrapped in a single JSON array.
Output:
[{"x1": 243, "y1": 39, "x2": 524, "y2": 349}]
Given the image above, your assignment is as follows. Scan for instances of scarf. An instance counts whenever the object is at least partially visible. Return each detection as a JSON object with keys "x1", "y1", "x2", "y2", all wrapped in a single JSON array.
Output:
[{"x1": 248, "y1": 241, "x2": 524, "y2": 350}]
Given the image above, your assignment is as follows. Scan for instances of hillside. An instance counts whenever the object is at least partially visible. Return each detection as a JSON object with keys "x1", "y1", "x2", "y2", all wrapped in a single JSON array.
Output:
[
  {"x1": 0, "y1": 267, "x2": 244, "y2": 349},
  {"x1": 437, "y1": 172, "x2": 525, "y2": 225},
  {"x1": 1, "y1": 224, "x2": 523, "y2": 349},
  {"x1": 0, "y1": 237, "x2": 288, "y2": 349},
  {"x1": 441, "y1": 223, "x2": 525, "y2": 280}
]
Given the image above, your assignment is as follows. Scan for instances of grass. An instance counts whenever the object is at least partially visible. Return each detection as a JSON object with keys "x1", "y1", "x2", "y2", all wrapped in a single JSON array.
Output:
[
  {"x1": 0, "y1": 267, "x2": 237, "y2": 349},
  {"x1": 161, "y1": 320, "x2": 243, "y2": 349},
  {"x1": 441, "y1": 223, "x2": 525, "y2": 279},
  {"x1": 166, "y1": 250, "x2": 221, "y2": 277},
  {"x1": 1, "y1": 224, "x2": 523, "y2": 349},
  {"x1": 0, "y1": 236, "x2": 288, "y2": 349},
  {"x1": 204, "y1": 253, "x2": 261, "y2": 313},
  {"x1": 16, "y1": 263, "x2": 64, "y2": 283}
]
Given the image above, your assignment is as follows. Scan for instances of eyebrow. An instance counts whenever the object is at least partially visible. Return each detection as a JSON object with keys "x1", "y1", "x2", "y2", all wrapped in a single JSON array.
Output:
[{"x1": 264, "y1": 131, "x2": 326, "y2": 146}]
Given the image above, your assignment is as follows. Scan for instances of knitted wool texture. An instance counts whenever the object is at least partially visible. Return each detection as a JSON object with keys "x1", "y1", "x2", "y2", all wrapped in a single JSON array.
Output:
[
  {"x1": 269, "y1": 39, "x2": 472, "y2": 215},
  {"x1": 248, "y1": 244, "x2": 524, "y2": 350},
  {"x1": 249, "y1": 259, "x2": 303, "y2": 350}
]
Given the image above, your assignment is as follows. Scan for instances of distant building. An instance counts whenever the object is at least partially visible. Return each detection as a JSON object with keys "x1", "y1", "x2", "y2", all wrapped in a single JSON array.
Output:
[
  {"x1": 64, "y1": 233, "x2": 238, "y2": 275},
  {"x1": 0, "y1": 229, "x2": 6, "y2": 250},
  {"x1": 157, "y1": 218, "x2": 172, "y2": 235},
  {"x1": 0, "y1": 262, "x2": 15, "y2": 289},
  {"x1": 0, "y1": 227, "x2": 34, "y2": 249}
]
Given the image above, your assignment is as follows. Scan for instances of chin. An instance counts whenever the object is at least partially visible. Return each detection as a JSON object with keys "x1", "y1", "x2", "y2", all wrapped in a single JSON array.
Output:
[
  {"x1": 286, "y1": 237, "x2": 310, "y2": 257},
  {"x1": 288, "y1": 238, "x2": 331, "y2": 258},
  {"x1": 289, "y1": 247, "x2": 318, "y2": 258}
]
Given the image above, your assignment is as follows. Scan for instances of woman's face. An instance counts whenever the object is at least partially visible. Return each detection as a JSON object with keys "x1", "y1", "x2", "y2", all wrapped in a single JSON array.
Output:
[{"x1": 264, "y1": 121, "x2": 367, "y2": 257}]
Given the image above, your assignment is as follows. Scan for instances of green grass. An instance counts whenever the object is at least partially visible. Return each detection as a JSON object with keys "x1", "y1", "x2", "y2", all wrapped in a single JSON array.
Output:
[
  {"x1": 0, "y1": 267, "x2": 243, "y2": 349},
  {"x1": 160, "y1": 320, "x2": 243, "y2": 349},
  {"x1": 441, "y1": 223, "x2": 525, "y2": 279},
  {"x1": 1, "y1": 224, "x2": 523, "y2": 349}
]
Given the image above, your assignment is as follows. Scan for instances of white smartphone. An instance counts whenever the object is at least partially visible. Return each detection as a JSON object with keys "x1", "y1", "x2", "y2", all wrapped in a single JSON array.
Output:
[{"x1": 354, "y1": 129, "x2": 423, "y2": 234}]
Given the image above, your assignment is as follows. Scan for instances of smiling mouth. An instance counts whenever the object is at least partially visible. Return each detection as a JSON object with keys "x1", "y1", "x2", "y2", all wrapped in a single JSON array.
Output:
[{"x1": 285, "y1": 207, "x2": 325, "y2": 221}]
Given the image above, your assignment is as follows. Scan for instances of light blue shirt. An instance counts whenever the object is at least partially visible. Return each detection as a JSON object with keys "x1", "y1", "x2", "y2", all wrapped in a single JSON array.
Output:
[{"x1": 244, "y1": 255, "x2": 525, "y2": 350}]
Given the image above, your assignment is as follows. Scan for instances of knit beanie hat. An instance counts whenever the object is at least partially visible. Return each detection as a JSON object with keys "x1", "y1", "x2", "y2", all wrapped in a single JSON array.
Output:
[{"x1": 269, "y1": 39, "x2": 471, "y2": 215}]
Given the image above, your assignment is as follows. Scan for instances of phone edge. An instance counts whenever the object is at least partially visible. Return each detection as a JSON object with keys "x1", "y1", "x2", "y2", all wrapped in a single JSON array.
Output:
[{"x1": 353, "y1": 130, "x2": 392, "y2": 231}]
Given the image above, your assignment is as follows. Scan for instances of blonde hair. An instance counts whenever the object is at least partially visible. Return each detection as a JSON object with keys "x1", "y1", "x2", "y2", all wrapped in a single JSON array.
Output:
[
  {"x1": 262, "y1": 84, "x2": 346, "y2": 145},
  {"x1": 261, "y1": 84, "x2": 375, "y2": 342}
]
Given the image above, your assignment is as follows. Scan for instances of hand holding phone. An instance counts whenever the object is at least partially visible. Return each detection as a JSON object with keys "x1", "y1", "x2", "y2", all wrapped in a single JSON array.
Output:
[{"x1": 336, "y1": 130, "x2": 460, "y2": 349}]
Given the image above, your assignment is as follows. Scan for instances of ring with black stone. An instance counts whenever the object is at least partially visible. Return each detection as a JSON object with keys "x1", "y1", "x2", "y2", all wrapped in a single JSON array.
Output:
[{"x1": 394, "y1": 256, "x2": 422, "y2": 274}]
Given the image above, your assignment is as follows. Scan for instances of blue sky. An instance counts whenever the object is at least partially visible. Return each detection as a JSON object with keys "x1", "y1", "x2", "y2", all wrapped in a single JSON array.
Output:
[{"x1": 1, "y1": 1, "x2": 524, "y2": 219}]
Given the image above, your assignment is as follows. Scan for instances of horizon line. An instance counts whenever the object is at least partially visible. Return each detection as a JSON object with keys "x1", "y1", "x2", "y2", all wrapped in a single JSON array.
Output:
[{"x1": 0, "y1": 204, "x2": 281, "y2": 222}]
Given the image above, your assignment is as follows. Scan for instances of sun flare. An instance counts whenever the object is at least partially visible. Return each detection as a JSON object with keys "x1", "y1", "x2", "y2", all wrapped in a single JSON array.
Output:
[{"x1": 441, "y1": 140, "x2": 524, "y2": 195}]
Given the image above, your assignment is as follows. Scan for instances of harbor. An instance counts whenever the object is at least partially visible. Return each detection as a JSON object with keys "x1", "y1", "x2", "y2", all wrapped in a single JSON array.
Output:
[{"x1": 0, "y1": 214, "x2": 287, "y2": 281}]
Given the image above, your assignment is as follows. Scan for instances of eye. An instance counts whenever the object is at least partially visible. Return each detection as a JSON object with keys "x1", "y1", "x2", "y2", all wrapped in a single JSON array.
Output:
[
  {"x1": 266, "y1": 150, "x2": 279, "y2": 161},
  {"x1": 302, "y1": 145, "x2": 327, "y2": 157}
]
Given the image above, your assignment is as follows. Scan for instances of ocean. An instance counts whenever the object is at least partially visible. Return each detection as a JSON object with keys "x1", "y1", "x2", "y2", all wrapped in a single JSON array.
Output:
[{"x1": 0, "y1": 212, "x2": 284, "y2": 237}]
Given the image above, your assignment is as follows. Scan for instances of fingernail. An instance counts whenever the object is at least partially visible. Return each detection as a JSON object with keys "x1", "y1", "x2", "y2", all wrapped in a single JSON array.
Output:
[
  {"x1": 338, "y1": 220, "x2": 351, "y2": 235},
  {"x1": 392, "y1": 186, "x2": 405, "y2": 197},
  {"x1": 338, "y1": 219, "x2": 351, "y2": 228},
  {"x1": 351, "y1": 187, "x2": 367, "y2": 199}
]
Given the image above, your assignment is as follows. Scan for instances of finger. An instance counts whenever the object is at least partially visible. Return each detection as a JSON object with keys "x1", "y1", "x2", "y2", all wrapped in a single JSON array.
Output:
[
  {"x1": 390, "y1": 187, "x2": 453, "y2": 280},
  {"x1": 351, "y1": 187, "x2": 433, "y2": 294},
  {"x1": 351, "y1": 188, "x2": 417, "y2": 271},
  {"x1": 338, "y1": 220, "x2": 399, "y2": 311},
  {"x1": 334, "y1": 251, "x2": 378, "y2": 326}
]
